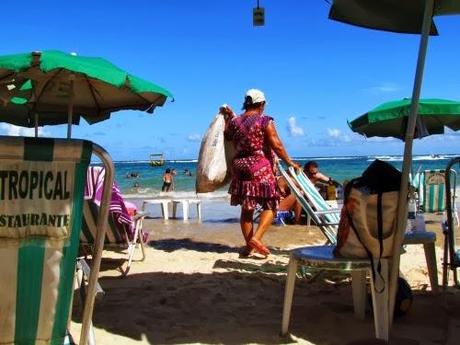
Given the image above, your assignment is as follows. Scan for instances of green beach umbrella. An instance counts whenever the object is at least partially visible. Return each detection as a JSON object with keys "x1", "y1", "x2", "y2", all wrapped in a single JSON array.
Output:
[
  {"x1": 349, "y1": 98, "x2": 460, "y2": 140},
  {"x1": 0, "y1": 50, "x2": 173, "y2": 137},
  {"x1": 328, "y1": 0, "x2": 460, "y2": 335}
]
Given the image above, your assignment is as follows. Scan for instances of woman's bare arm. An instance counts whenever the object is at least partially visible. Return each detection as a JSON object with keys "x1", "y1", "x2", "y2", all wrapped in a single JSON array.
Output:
[{"x1": 266, "y1": 121, "x2": 300, "y2": 169}]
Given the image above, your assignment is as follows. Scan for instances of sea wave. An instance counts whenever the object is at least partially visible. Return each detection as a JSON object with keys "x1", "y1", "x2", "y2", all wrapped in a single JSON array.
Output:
[
  {"x1": 168, "y1": 159, "x2": 198, "y2": 163},
  {"x1": 123, "y1": 189, "x2": 229, "y2": 200},
  {"x1": 294, "y1": 156, "x2": 360, "y2": 161},
  {"x1": 367, "y1": 154, "x2": 456, "y2": 162}
]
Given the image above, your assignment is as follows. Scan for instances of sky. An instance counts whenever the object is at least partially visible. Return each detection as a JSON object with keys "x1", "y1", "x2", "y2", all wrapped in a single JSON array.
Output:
[{"x1": 1, "y1": 0, "x2": 460, "y2": 161}]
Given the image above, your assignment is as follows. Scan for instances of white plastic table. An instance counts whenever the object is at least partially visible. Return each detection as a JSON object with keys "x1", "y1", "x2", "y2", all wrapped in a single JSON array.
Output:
[
  {"x1": 172, "y1": 199, "x2": 202, "y2": 221},
  {"x1": 141, "y1": 199, "x2": 171, "y2": 220}
]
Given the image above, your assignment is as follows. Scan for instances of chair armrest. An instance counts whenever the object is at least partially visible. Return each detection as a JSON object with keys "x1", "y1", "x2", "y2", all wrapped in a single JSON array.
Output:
[
  {"x1": 315, "y1": 209, "x2": 341, "y2": 216},
  {"x1": 133, "y1": 211, "x2": 147, "y2": 221}
]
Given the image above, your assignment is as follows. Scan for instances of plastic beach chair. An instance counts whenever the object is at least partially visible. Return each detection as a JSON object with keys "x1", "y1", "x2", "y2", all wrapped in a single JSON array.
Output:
[
  {"x1": 0, "y1": 136, "x2": 114, "y2": 345},
  {"x1": 281, "y1": 246, "x2": 390, "y2": 340},
  {"x1": 80, "y1": 166, "x2": 146, "y2": 276},
  {"x1": 280, "y1": 165, "x2": 440, "y2": 341},
  {"x1": 283, "y1": 164, "x2": 439, "y2": 290}
]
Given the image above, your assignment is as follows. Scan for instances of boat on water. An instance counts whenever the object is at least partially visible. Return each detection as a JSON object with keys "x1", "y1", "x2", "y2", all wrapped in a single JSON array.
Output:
[{"x1": 149, "y1": 153, "x2": 165, "y2": 167}]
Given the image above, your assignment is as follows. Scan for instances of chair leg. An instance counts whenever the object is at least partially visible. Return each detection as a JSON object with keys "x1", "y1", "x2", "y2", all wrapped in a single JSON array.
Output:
[
  {"x1": 351, "y1": 269, "x2": 367, "y2": 320},
  {"x1": 182, "y1": 201, "x2": 189, "y2": 221},
  {"x1": 369, "y1": 259, "x2": 389, "y2": 341},
  {"x1": 454, "y1": 268, "x2": 459, "y2": 288},
  {"x1": 197, "y1": 202, "x2": 202, "y2": 221},
  {"x1": 442, "y1": 230, "x2": 450, "y2": 290},
  {"x1": 139, "y1": 234, "x2": 146, "y2": 261},
  {"x1": 161, "y1": 201, "x2": 169, "y2": 220},
  {"x1": 423, "y1": 242, "x2": 439, "y2": 293},
  {"x1": 281, "y1": 255, "x2": 298, "y2": 336}
]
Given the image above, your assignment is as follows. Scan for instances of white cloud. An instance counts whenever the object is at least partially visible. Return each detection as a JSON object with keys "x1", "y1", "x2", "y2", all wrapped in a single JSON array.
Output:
[
  {"x1": 327, "y1": 128, "x2": 341, "y2": 138},
  {"x1": 187, "y1": 133, "x2": 202, "y2": 142},
  {"x1": 369, "y1": 82, "x2": 400, "y2": 93},
  {"x1": 287, "y1": 116, "x2": 304, "y2": 137},
  {"x1": 0, "y1": 124, "x2": 49, "y2": 137}
]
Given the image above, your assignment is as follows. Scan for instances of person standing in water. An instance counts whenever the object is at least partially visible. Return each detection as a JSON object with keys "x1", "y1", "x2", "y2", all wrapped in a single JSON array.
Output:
[
  {"x1": 222, "y1": 89, "x2": 300, "y2": 257},
  {"x1": 162, "y1": 168, "x2": 173, "y2": 192}
]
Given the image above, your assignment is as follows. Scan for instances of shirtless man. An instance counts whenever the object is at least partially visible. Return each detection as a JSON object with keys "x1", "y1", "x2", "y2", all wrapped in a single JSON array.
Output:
[{"x1": 162, "y1": 168, "x2": 173, "y2": 192}]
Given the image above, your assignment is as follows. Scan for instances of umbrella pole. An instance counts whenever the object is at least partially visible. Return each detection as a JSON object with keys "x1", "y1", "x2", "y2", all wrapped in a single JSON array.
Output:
[
  {"x1": 67, "y1": 75, "x2": 75, "y2": 139},
  {"x1": 34, "y1": 113, "x2": 38, "y2": 137},
  {"x1": 389, "y1": 0, "x2": 434, "y2": 327}
]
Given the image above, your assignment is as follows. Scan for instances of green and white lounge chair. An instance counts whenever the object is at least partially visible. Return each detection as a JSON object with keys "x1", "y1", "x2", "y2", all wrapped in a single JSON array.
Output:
[
  {"x1": 414, "y1": 169, "x2": 458, "y2": 223},
  {"x1": 421, "y1": 169, "x2": 446, "y2": 213},
  {"x1": 0, "y1": 136, "x2": 114, "y2": 345},
  {"x1": 277, "y1": 164, "x2": 338, "y2": 244}
]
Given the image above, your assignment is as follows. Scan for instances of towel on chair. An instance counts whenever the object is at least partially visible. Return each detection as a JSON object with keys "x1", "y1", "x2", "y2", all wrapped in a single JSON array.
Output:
[{"x1": 85, "y1": 166, "x2": 137, "y2": 241}]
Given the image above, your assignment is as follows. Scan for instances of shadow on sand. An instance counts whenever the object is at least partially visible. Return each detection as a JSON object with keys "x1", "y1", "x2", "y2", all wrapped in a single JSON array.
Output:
[{"x1": 72, "y1": 256, "x2": 458, "y2": 344}]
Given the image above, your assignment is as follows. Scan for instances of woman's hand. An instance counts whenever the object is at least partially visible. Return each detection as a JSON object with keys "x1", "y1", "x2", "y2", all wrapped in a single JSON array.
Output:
[
  {"x1": 289, "y1": 162, "x2": 302, "y2": 174},
  {"x1": 220, "y1": 104, "x2": 235, "y2": 121}
]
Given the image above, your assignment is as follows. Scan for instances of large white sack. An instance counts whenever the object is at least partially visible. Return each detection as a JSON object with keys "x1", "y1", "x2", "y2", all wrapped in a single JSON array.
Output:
[{"x1": 196, "y1": 111, "x2": 235, "y2": 193}]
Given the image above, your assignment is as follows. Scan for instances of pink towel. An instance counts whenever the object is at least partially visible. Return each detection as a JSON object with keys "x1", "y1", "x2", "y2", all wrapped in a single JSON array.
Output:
[{"x1": 85, "y1": 166, "x2": 136, "y2": 241}]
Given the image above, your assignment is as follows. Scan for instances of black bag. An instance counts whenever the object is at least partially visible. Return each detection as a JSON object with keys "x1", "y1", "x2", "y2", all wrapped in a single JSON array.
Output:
[
  {"x1": 353, "y1": 159, "x2": 402, "y2": 193},
  {"x1": 368, "y1": 277, "x2": 413, "y2": 319},
  {"x1": 394, "y1": 277, "x2": 413, "y2": 318}
]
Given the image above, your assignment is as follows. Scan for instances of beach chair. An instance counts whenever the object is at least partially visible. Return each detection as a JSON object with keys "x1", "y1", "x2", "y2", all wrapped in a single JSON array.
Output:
[
  {"x1": 277, "y1": 164, "x2": 338, "y2": 244},
  {"x1": 80, "y1": 166, "x2": 146, "y2": 277},
  {"x1": 419, "y1": 169, "x2": 447, "y2": 213},
  {"x1": 414, "y1": 169, "x2": 458, "y2": 222},
  {"x1": 443, "y1": 158, "x2": 460, "y2": 288},
  {"x1": 280, "y1": 165, "x2": 439, "y2": 341},
  {"x1": 0, "y1": 136, "x2": 114, "y2": 345}
]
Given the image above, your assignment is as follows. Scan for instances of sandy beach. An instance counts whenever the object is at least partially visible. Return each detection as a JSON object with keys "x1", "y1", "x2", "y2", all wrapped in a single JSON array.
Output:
[{"x1": 70, "y1": 199, "x2": 460, "y2": 345}]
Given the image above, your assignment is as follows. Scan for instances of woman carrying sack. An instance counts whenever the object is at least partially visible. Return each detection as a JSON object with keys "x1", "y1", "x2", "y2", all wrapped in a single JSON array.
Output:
[{"x1": 221, "y1": 89, "x2": 300, "y2": 257}]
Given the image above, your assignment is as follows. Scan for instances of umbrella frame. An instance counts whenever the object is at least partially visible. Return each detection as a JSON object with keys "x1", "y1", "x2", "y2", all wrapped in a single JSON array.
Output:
[{"x1": 389, "y1": 0, "x2": 434, "y2": 327}]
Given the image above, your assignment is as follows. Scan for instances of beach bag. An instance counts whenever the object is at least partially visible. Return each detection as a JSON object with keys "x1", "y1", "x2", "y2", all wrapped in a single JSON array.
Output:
[
  {"x1": 334, "y1": 187, "x2": 399, "y2": 259},
  {"x1": 196, "y1": 111, "x2": 236, "y2": 193},
  {"x1": 335, "y1": 159, "x2": 402, "y2": 259},
  {"x1": 335, "y1": 160, "x2": 402, "y2": 291}
]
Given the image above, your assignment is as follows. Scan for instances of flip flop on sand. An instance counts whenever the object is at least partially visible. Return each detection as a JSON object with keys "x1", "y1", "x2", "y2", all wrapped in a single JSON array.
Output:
[{"x1": 248, "y1": 238, "x2": 271, "y2": 256}]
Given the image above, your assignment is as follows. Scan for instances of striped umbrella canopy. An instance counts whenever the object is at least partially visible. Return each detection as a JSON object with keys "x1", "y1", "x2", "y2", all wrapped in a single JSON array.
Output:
[{"x1": 0, "y1": 50, "x2": 173, "y2": 137}]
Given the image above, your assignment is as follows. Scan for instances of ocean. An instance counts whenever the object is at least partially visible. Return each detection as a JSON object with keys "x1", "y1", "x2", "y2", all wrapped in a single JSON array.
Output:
[{"x1": 113, "y1": 154, "x2": 460, "y2": 199}]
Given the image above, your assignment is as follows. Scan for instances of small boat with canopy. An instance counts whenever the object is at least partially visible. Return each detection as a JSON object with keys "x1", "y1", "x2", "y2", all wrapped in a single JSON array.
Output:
[{"x1": 149, "y1": 153, "x2": 165, "y2": 167}]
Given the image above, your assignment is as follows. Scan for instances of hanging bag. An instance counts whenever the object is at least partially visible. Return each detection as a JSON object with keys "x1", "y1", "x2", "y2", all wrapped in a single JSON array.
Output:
[{"x1": 196, "y1": 110, "x2": 236, "y2": 193}]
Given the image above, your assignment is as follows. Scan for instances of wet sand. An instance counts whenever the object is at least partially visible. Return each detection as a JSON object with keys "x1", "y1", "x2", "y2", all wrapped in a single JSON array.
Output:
[{"x1": 70, "y1": 198, "x2": 460, "y2": 344}]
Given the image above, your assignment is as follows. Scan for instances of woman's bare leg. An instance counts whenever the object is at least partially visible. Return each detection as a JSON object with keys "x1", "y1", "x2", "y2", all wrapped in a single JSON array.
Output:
[
  {"x1": 253, "y1": 209, "x2": 275, "y2": 241},
  {"x1": 240, "y1": 208, "x2": 254, "y2": 244}
]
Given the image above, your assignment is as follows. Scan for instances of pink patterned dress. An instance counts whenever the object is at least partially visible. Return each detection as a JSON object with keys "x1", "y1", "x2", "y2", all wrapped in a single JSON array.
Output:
[{"x1": 224, "y1": 113, "x2": 280, "y2": 211}]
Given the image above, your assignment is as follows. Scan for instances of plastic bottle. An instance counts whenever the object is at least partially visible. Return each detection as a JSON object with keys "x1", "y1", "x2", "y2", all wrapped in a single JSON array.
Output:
[
  {"x1": 336, "y1": 184, "x2": 344, "y2": 200},
  {"x1": 406, "y1": 198, "x2": 417, "y2": 232}
]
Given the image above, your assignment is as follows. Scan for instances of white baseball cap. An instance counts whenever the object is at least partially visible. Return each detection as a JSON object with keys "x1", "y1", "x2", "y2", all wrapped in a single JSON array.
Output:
[{"x1": 245, "y1": 89, "x2": 266, "y2": 104}]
